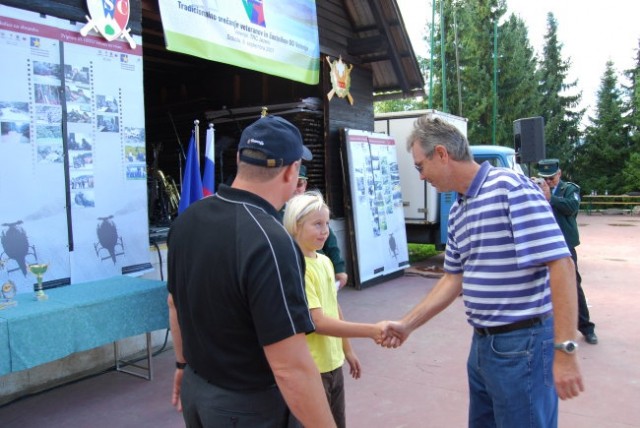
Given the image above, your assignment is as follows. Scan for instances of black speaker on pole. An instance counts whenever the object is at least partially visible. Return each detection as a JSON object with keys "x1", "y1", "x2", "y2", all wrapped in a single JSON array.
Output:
[{"x1": 513, "y1": 117, "x2": 545, "y2": 163}]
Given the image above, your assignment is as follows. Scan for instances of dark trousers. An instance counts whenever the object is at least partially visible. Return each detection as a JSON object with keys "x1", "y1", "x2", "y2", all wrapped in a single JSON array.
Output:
[
  {"x1": 321, "y1": 367, "x2": 346, "y2": 428},
  {"x1": 181, "y1": 366, "x2": 291, "y2": 428},
  {"x1": 570, "y1": 247, "x2": 595, "y2": 335}
]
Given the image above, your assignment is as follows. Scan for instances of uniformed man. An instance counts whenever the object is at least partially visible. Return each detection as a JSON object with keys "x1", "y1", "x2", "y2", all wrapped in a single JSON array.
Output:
[{"x1": 537, "y1": 159, "x2": 598, "y2": 345}]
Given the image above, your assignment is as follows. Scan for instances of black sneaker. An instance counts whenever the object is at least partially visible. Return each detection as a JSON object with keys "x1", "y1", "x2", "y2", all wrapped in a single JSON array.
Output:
[{"x1": 584, "y1": 332, "x2": 598, "y2": 345}]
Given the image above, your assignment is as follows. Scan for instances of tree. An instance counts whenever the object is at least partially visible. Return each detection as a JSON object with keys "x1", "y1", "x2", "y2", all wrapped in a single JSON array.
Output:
[
  {"x1": 537, "y1": 13, "x2": 583, "y2": 170},
  {"x1": 573, "y1": 61, "x2": 628, "y2": 194}
]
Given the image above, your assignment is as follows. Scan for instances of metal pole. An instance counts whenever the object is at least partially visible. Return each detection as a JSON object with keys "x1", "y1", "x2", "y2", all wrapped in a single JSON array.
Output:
[
  {"x1": 429, "y1": 0, "x2": 436, "y2": 109},
  {"x1": 440, "y1": 0, "x2": 447, "y2": 113},
  {"x1": 492, "y1": 19, "x2": 498, "y2": 145}
]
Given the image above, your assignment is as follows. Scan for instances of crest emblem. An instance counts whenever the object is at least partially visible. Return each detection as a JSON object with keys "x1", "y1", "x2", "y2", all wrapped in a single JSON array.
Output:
[
  {"x1": 80, "y1": 0, "x2": 136, "y2": 49},
  {"x1": 326, "y1": 56, "x2": 354, "y2": 105}
]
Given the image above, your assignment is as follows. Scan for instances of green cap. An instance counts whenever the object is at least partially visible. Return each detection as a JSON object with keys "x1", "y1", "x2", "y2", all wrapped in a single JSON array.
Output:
[
  {"x1": 537, "y1": 159, "x2": 559, "y2": 177},
  {"x1": 298, "y1": 164, "x2": 308, "y2": 180}
]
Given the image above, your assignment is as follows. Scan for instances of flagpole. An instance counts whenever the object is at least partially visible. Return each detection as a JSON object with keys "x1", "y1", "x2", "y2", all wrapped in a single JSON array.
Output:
[{"x1": 194, "y1": 119, "x2": 200, "y2": 169}]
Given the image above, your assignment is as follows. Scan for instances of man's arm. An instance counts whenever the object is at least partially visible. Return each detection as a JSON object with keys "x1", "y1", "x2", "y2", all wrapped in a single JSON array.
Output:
[
  {"x1": 264, "y1": 334, "x2": 337, "y2": 428},
  {"x1": 546, "y1": 256, "x2": 585, "y2": 399},
  {"x1": 550, "y1": 183, "x2": 580, "y2": 216},
  {"x1": 168, "y1": 293, "x2": 185, "y2": 411},
  {"x1": 383, "y1": 272, "x2": 462, "y2": 347}
]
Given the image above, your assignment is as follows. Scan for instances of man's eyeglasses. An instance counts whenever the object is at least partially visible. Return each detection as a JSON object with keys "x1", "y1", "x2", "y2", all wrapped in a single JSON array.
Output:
[
  {"x1": 543, "y1": 176, "x2": 556, "y2": 182},
  {"x1": 297, "y1": 179, "x2": 307, "y2": 188}
]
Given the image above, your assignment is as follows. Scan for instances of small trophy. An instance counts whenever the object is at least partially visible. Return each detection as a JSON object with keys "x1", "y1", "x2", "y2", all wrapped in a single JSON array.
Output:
[
  {"x1": 28, "y1": 263, "x2": 49, "y2": 301},
  {"x1": 1, "y1": 280, "x2": 18, "y2": 309}
]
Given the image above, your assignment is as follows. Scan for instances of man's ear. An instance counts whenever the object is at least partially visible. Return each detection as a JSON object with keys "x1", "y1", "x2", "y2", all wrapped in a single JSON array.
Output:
[
  {"x1": 434, "y1": 145, "x2": 448, "y2": 161},
  {"x1": 284, "y1": 162, "x2": 299, "y2": 184}
]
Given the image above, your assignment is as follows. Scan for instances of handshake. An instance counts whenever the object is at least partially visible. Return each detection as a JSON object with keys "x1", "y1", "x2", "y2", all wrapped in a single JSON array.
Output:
[{"x1": 370, "y1": 320, "x2": 409, "y2": 348}]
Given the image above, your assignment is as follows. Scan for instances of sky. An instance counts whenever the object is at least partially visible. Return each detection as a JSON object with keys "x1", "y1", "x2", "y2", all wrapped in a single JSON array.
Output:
[{"x1": 396, "y1": 0, "x2": 640, "y2": 123}]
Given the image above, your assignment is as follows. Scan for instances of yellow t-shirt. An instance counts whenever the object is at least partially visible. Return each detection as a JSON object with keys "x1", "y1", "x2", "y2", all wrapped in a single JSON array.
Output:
[{"x1": 304, "y1": 254, "x2": 344, "y2": 373}]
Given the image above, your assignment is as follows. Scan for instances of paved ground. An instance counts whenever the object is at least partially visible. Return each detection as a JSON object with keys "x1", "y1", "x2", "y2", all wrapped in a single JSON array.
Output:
[{"x1": 0, "y1": 213, "x2": 639, "y2": 427}]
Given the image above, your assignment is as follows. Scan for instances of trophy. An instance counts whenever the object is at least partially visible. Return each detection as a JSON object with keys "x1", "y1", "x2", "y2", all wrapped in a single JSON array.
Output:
[
  {"x1": 28, "y1": 263, "x2": 49, "y2": 301},
  {"x1": 0, "y1": 280, "x2": 18, "y2": 309}
]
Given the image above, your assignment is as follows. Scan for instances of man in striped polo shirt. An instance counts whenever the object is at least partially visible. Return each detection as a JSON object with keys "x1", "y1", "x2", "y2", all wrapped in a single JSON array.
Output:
[{"x1": 382, "y1": 116, "x2": 584, "y2": 427}]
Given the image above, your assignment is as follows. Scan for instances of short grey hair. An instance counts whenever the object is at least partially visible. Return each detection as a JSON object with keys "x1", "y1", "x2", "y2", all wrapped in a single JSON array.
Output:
[{"x1": 406, "y1": 116, "x2": 472, "y2": 162}]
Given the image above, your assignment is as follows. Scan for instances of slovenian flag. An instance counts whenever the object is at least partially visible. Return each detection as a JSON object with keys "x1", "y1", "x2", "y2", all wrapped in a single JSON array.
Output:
[
  {"x1": 178, "y1": 131, "x2": 203, "y2": 214},
  {"x1": 202, "y1": 124, "x2": 215, "y2": 196}
]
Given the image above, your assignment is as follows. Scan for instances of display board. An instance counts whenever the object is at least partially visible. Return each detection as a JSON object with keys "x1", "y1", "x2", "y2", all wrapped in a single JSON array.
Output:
[
  {"x1": 0, "y1": 5, "x2": 151, "y2": 294},
  {"x1": 158, "y1": 0, "x2": 320, "y2": 84},
  {"x1": 343, "y1": 129, "x2": 410, "y2": 288}
]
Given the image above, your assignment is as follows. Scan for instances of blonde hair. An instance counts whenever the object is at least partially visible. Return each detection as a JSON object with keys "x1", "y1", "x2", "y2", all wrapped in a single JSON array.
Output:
[{"x1": 283, "y1": 190, "x2": 328, "y2": 236}]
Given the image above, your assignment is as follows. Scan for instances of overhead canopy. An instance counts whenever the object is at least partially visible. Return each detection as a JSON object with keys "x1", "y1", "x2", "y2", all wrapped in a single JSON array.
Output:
[{"x1": 342, "y1": 0, "x2": 425, "y2": 100}]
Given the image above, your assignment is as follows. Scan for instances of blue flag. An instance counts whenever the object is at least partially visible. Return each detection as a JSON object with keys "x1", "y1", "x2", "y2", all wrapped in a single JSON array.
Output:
[{"x1": 178, "y1": 132, "x2": 203, "y2": 214}]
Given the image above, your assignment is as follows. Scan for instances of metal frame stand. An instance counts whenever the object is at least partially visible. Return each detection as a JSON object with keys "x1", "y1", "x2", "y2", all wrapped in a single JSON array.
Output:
[{"x1": 114, "y1": 332, "x2": 153, "y2": 380}]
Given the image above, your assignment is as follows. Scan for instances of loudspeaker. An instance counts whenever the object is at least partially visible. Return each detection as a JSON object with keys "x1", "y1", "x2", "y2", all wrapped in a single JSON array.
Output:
[{"x1": 513, "y1": 117, "x2": 545, "y2": 163}]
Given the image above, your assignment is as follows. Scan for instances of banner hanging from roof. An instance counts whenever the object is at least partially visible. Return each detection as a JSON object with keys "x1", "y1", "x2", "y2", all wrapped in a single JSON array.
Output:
[{"x1": 158, "y1": 0, "x2": 320, "y2": 85}]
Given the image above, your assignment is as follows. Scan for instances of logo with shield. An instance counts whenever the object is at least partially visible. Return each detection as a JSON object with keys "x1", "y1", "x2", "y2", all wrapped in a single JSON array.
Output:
[{"x1": 80, "y1": 0, "x2": 136, "y2": 49}]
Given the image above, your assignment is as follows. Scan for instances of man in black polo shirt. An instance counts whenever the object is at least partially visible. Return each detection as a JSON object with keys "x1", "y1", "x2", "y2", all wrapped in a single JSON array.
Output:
[{"x1": 167, "y1": 115, "x2": 336, "y2": 427}]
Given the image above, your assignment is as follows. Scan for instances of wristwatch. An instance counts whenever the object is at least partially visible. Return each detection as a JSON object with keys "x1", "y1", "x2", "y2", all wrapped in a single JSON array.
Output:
[
  {"x1": 176, "y1": 361, "x2": 187, "y2": 369},
  {"x1": 554, "y1": 340, "x2": 579, "y2": 354}
]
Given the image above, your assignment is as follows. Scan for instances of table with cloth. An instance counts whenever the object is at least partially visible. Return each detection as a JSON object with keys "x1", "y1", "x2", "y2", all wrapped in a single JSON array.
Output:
[{"x1": 0, "y1": 276, "x2": 168, "y2": 376}]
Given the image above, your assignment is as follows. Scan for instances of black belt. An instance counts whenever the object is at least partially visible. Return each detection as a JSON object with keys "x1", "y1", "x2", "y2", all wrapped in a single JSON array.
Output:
[{"x1": 474, "y1": 316, "x2": 548, "y2": 336}]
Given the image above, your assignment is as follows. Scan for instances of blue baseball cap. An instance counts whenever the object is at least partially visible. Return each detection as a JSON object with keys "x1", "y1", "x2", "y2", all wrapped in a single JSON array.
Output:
[{"x1": 238, "y1": 115, "x2": 312, "y2": 167}]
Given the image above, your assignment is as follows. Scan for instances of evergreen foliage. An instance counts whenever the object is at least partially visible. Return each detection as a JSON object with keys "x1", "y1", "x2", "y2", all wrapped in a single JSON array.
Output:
[{"x1": 374, "y1": 3, "x2": 640, "y2": 194}]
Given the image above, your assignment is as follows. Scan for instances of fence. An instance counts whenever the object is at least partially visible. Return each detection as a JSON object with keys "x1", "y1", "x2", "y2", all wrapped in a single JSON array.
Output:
[{"x1": 580, "y1": 195, "x2": 640, "y2": 215}]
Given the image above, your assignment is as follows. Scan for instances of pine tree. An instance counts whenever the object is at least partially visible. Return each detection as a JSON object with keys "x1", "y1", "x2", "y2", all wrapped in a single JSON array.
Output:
[
  {"x1": 537, "y1": 13, "x2": 583, "y2": 170},
  {"x1": 574, "y1": 61, "x2": 628, "y2": 194}
]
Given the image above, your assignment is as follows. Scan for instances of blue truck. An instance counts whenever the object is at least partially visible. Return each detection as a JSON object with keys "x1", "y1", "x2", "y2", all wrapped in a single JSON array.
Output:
[{"x1": 374, "y1": 110, "x2": 524, "y2": 248}]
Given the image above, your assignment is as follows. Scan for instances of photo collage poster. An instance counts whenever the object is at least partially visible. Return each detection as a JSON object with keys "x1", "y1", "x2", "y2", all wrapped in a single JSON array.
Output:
[
  {"x1": 344, "y1": 129, "x2": 410, "y2": 286},
  {"x1": 0, "y1": 5, "x2": 150, "y2": 294}
]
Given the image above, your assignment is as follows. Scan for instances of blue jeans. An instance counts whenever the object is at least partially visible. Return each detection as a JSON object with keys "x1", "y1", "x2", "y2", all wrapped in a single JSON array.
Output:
[{"x1": 467, "y1": 316, "x2": 558, "y2": 428}]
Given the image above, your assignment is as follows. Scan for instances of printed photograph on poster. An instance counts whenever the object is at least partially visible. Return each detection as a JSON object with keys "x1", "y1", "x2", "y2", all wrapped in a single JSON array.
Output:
[
  {"x1": 96, "y1": 94, "x2": 118, "y2": 113},
  {"x1": 67, "y1": 104, "x2": 92, "y2": 123},
  {"x1": 72, "y1": 190, "x2": 95, "y2": 208},
  {"x1": 66, "y1": 84, "x2": 91, "y2": 104},
  {"x1": 97, "y1": 114, "x2": 119, "y2": 132},
  {"x1": 1, "y1": 121, "x2": 29, "y2": 144},
  {"x1": 36, "y1": 105, "x2": 62, "y2": 124},
  {"x1": 34, "y1": 83, "x2": 62, "y2": 106},
  {"x1": 70, "y1": 171, "x2": 94, "y2": 190},
  {"x1": 35, "y1": 125, "x2": 63, "y2": 163},
  {"x1": 0, "y1": 101, "x2": 29, "y2": 121},
  {"x1": 64, "y1": 64, "x2": 90, "y2": 86},
  {"x1": 125, "y1": 145, "x2": 145, "y2": 163},
  {"x1": 69, "y1": 150, "x2": 93, "y2": 169},
  {"x1": 68, "y1": 131, "x2": 92, "y2": 151},
  {"x1": 33, "y1": 60, "x2": 62, "y2": 83}
]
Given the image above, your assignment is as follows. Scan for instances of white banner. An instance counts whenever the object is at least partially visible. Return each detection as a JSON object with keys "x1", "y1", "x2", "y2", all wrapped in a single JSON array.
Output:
[{"x1": 158, "y1": 0, "x2": 320, "y2": 84}]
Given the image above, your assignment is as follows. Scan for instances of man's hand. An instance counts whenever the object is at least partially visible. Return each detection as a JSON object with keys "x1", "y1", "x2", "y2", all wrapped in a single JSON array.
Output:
[
  {"x1": 554, "y1": 352, "x2": 585, "y2": 400},
  {"x1": 380, "y1": 320, "x2": 410, "y2": 348},
  {"x1": 335, "y1": 272, "x2": 348, "y2": 289},
  {"x1": 171, "y1": 367, "x2": 184, "y2": 412}
]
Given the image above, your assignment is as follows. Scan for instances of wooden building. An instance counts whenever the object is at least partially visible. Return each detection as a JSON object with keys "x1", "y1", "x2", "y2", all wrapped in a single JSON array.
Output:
[{"x1": 2, "y1": 0, "x2": 423, "y2": 220}]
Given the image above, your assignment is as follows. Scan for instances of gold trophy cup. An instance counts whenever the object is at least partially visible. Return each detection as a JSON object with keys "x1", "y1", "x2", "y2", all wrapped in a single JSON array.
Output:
[{"x1": 28, "y1": 263, "x2": 49, "y2": 301}]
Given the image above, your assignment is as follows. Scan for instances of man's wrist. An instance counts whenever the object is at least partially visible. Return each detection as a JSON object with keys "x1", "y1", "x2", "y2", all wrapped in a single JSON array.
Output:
[{"x1": 176, "y1": 361, "x2": 187, "y2": 369}]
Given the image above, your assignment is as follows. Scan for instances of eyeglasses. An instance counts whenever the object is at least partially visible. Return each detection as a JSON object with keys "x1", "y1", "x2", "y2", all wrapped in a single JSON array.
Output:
[
  {"x1": 543, "y1": 176, "x2": 556, "y2": 182},
  {"x1": 296, "y1": 179, "x2": 307, "y2": 188}
]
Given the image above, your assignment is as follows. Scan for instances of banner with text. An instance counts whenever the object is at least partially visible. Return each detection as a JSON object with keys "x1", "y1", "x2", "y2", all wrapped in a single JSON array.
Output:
[{"x1": 158, "y1": 0, "x2": 320, "y2": 84}]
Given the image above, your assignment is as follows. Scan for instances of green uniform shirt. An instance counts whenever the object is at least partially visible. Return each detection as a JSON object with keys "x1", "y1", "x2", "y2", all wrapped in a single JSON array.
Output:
[{"x1": 549, "y1": 180, "x2": 580, "y2": 248}]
